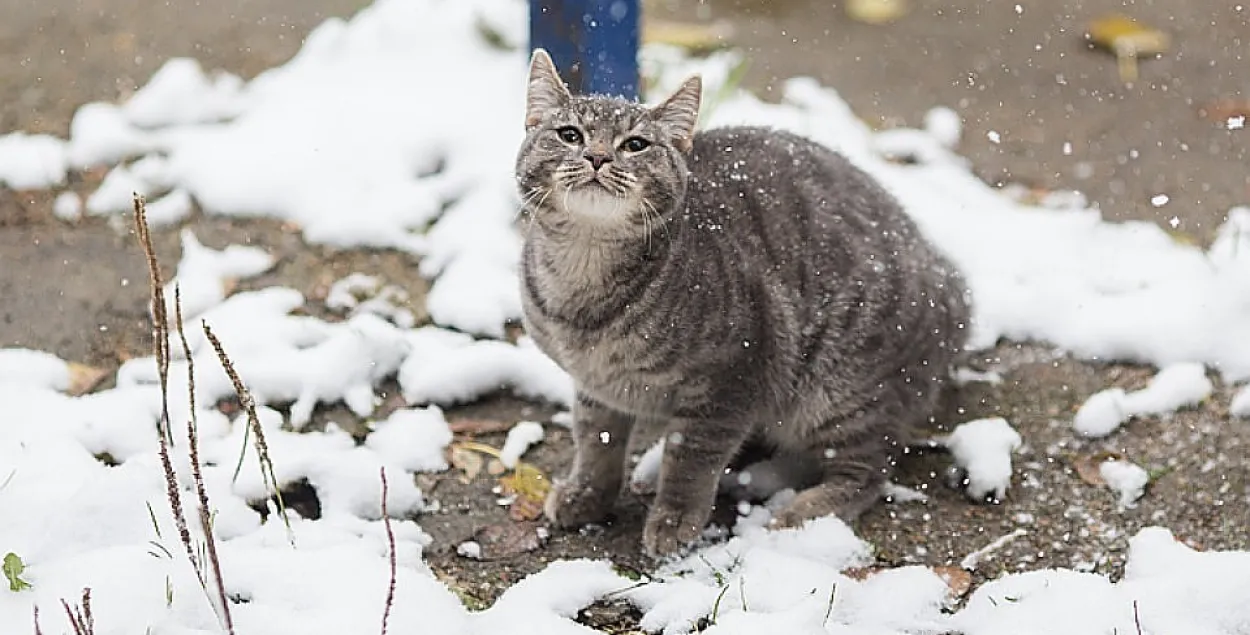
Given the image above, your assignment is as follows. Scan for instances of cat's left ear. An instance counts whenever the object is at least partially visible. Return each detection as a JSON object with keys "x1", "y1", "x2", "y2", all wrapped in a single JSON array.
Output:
[
  {"x1": 526, "y1": 48, "x2": 572, "y2": 129},
  {"x1": 651, "y1": 76, "x2": 702, "y2": 153}
]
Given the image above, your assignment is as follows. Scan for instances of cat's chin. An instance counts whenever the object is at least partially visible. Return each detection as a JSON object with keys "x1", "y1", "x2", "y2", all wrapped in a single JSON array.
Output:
[{"x1": 562, "y1": 185, "x2": 634, "y2": 225}]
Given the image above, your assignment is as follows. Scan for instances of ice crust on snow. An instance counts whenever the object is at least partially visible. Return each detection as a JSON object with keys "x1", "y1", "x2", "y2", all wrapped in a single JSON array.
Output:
[
  {"x1": 943, "y1": 417, "x2": 1023, "y2": 501},
  {"x1": 1073, "y1": 362, "x2": 1213, "y2": 437},
  {"x1": 4, "y1": 0, "x2": 1250, "y2": 633}
]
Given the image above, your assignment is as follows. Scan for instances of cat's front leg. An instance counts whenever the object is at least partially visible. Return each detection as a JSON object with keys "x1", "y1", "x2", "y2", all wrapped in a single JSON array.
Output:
[
  {"x1": 644, "y1": 417, "x2": 750, "y2": 556},
  {"x1": 545, "y1": 392, "x2": 634, "y2": 528}
]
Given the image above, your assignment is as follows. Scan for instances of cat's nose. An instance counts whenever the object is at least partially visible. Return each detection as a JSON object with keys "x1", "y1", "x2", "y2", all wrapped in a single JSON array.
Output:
[{"x1": 583, "y1": 150, "x2": 613, "y2": 170}]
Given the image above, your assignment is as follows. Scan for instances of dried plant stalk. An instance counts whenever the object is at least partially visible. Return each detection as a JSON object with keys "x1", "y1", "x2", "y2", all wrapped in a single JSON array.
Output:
[
  {"x1": 380, "y1": 467, "x2": 398, "y2": 635},
  {"x1": 203, "y1": 323, "x2": 293, "y2": 541},
  {"x1": 133, "y1": 196, "x2": 203, "y2": 586}
]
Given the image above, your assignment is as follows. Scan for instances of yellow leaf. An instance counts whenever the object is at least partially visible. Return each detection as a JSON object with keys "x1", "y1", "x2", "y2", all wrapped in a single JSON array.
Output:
[
  {"x1": 448, "y1": 445, "x2": 484, "y2": 485},
  {"x1": 643, "y1": 19, "x2": 735, "y2": 52},
  {"x1": 846, "y1": 0, "x2": 909, "y2": 25},
  {"x1": 1086, "y1": 14, "x2": 1170, "y2": 83},
  {"x1": 66, "y1": 362, "x2": 108, "y2": 396}
]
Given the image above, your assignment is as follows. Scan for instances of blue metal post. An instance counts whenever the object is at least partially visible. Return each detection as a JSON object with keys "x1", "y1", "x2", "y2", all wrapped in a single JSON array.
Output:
[{"x1": 529, "y1": 0, "x2": 640, "y2": 100}]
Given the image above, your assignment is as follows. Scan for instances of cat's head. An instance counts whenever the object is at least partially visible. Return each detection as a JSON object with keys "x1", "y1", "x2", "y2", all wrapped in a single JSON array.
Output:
[{"x1": 516, "y1": 48, "x2": 701, "y2": 234}]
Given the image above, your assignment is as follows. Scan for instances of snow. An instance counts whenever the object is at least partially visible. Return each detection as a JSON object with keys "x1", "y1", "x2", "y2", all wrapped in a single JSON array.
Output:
[
  {"x1": 1073, "y1": 362, "x2": 1214, "y2": 437},
  {"x1": 164, "y1": 229, "x2": 276, "y2": 321},
  {"x1": 629, "y1": 439, "x2": 666, "y2": 494},
  {"x1": 0, "y1": 132, "x2": 66, "y2": 188},
  {"x1": 1232, "y1": 384, "x2": 1250, "y2": 418},
  {"x1": 942, "y1": 417, "x2": 1023, "y2": 501},
  {"x1": 1099, "y1": 459, "x2": 1150, "y2": 509},
  {"x1": 52, "y1": 191, "x2": 82, "y2": 222},
  {"x1": 145, "y1": 189, "x2": 195, "y2": 227},
  {"x1": 3, "y1": 0, "x2": 1250, "y2": 633},
  {"x1": 499, "y1": 420, "x2": 545, "y2": 469},
  {"x1": 123, "y1": 58, "x2": 245, "y2": 128},
  {"x1": 0, "y1": 348, "x2": 73, "y2": 392},
  {"x1": 325, "y1": 273, "x2": 417, "y2": 328}
]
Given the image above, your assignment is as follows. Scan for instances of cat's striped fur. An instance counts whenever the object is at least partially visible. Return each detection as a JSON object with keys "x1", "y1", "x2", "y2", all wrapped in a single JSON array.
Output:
[{"x1": 516, "y1": 50, "x2": 971, "y2": 555}]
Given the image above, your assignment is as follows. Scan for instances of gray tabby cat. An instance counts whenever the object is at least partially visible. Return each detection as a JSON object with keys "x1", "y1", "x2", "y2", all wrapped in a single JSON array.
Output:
[{"x1": 516, "y1": 49, "x2": 971, "y2": 556}]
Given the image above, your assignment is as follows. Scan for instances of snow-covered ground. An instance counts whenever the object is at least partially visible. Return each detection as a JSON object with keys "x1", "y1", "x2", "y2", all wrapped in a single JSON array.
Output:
[{"x1": 2, "y1": 0, "x2": 1250, "y2": 633}]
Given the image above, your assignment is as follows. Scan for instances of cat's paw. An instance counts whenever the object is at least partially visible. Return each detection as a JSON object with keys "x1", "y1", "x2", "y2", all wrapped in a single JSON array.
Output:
[
  {"x1": 544, "y1": 480, "x2": 616, "y2": 528},
  {"x1": 642, "y1": 502, "x2": 709, "y2": 557},
  {"x1": 767, "y1": 483, "x2": 876, "y2": 529}
]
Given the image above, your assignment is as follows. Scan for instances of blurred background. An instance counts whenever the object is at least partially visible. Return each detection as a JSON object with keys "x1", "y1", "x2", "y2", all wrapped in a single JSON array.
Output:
[{"x1": 3, "y1": 0, "x2": 1246, "y2": 238}]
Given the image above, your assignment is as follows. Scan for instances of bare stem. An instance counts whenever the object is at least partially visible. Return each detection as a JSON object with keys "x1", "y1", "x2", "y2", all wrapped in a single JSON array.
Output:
[
  {"x1": 133, "y1": 195, "x2": 204, "y2": 590},
  {"x1": 203, "y1": 322, "x2": 293, "y2": 542},
  {"x1": 380, "y1": 467, "x2": 397, "y2": 635}
]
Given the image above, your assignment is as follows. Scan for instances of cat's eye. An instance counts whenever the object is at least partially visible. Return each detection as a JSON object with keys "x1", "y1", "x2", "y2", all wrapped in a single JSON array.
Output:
[
  {"x1": 556, "y1": 126, "x2": 583, "y2": 144},
  {"x1": 621, "y1": 137, "x2": 651, "y2": 152}
]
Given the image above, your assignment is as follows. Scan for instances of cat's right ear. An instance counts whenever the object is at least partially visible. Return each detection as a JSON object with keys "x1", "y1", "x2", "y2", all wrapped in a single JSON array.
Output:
[{"x1": 526, "y1": 49, "x2": 572, "y2": 130}]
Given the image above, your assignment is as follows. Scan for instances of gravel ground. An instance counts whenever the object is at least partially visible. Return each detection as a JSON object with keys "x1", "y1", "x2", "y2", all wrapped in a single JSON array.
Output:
[{"x1": 2, "y1": 0, "x2": 1247, "y2": 629}]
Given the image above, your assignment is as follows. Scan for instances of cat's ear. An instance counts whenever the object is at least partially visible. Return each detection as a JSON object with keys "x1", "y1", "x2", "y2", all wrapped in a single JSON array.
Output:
[
  {"x1": 526, "y1": 48, "x2": 572, "y2": 129},
  {"x1": 651, "y1": 76, "x2": 702, "y2": 152}
]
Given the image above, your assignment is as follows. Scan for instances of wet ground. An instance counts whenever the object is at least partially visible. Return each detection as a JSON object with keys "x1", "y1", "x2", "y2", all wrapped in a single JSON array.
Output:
[{"x1": 2, "y1": 0, "x2": 1248, "y2": 630}]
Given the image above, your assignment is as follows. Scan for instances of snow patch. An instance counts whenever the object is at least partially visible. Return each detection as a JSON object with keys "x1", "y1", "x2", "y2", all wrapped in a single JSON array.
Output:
[
  {"x1": 1074, "y1": 362, "x2": 1213, "y2": 437},
  {"x1": 943, "y1": 417, "x2": 1022, "y2": 501},
  {"x1": 1099, "y1": 459, "x2": 1149, "y2": 509},
  {"x1": 499, "y1": 420, "x2": 545, "y2": 468}
]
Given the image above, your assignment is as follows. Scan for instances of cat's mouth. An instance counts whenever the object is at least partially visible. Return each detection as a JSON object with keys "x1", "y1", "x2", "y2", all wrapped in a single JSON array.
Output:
[{"x1": 563, "y1": 183, "x2": 631, "y2": 221}]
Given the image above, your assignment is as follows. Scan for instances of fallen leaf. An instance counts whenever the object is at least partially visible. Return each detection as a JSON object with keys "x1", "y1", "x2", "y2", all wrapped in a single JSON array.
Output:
[
  {"x1": 499, "y1": 462, "x2": 551, "y2": 522},
  {"x1": 1086, "y1": 14, "x2": 1170, "y2": 83},
  {"x1": 1198, "y1": 99, "x2": 1250, "y2": 129},
  {"x1": 508, "y1": 494, "x2": 545, "y2": 521},
  {"x1": 932, "y1": 565, "x2": 973, "y2": 599},
  {"x1": 846, "y1": 0, "x2": 909, "y2": 25},
  {"x1": 841, "y1": 566, "x2": 882, "y2": 580},
  {"x1": 3, "y1": 552, "x2": 32, "y2": 592},
  {"x1": 844, "y1": 565, "x2": 970, "y2": 599},
  {"x1": 473, "y1": 522, "x2": 544, "y2": 560},
  {"x1": 448, "y1": 418, "x2": 514, "y2": 436},
  {"x1": 643, "y1": 19, "x2": 735, "y2": 52},
  {"x1": 448, "y1": 445, "x2": 484, "y2": 484},
  {"x1": 499, "y1": 462, "x2": 551, "y2": 502},
  {"x1": 1072, "y1": 450, "x2": 1126, "y2": 486},
  {"x1": 66, "y1": 362, "x2": 109, "y2": 396}
]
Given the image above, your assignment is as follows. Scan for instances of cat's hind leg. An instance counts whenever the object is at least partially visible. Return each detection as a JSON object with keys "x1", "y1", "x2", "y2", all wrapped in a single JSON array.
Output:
[
  {"x1": 768, "y1": 424, "x2": 903, "y2": 528},
  {"x1": 545, "y1": 392, "x2": 635, "y2": 528}
]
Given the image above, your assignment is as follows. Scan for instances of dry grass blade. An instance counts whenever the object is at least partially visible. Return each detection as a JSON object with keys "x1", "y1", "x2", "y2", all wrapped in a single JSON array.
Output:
[
  {"x1": 134, "y1": 197, "x2": 235, "y2": 635},
  {"x1": 202, "y1": 323, "x2": 293, "y2": 543},
  {"x1": 133, "y1": 195, "x2": 204, "y2": 588},
  {"x1": 177, "y1": 289, "x2": 236, "y2": 635},
  {"x1": 60, "y1": 588, "x2": 94, "y2": 635},
  {"x1": 379, "y1": 468, "x2": 397, "y2": 635}
]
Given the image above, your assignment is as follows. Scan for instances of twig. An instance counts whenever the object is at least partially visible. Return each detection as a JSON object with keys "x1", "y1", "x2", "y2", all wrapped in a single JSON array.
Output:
[
  {"x1": 133, "y1": 196, "x2": 204, "y2": 589},
  {"x1": 380, "y1": 467, "x2": 397, "y2": 635},
  {"x1": 1133, "y1": 600, "x2": 1143, "y2": 635},
  {"x1": 822, "y1": 583, "x2": 838, "y2": 626},
  {"x1": 203, "y1": 323, "x2": 293, "y2": 542},
  {"x1": 61, "y1": 588, "x2": 93, "y2": 635},
  {"x1": 32, "y1": 606, "x2": 42, "y2": 635}
]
